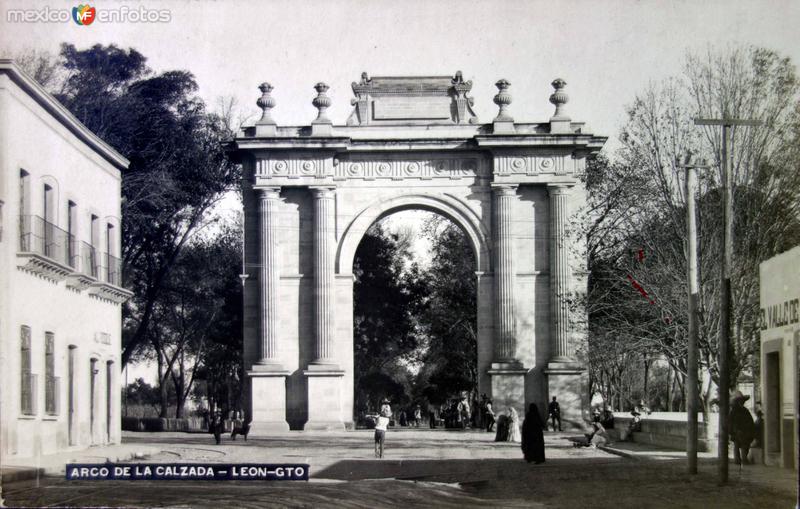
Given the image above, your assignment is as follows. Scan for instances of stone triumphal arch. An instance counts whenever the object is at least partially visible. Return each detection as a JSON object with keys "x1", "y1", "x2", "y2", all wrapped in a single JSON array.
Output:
[{"x1": 232, "y1": 73, "x2": 606, "y2": 433}]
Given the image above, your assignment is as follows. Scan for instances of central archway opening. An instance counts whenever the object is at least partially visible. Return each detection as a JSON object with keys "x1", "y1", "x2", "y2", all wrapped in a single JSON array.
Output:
[{"x1": 352, "y1": 209, "x2": 478, "y2": 429}]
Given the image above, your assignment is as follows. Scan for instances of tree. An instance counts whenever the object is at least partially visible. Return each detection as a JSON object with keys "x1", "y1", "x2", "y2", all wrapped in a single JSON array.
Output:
[
  {"x1": 144, "y1": 219, "x2": 242, "y2": 418},
  {"x1": 122, "y1": 377, "x2": 167, "y2": 417},
  {"x1": 11, "y1": 48, "x2": 64, "y2": 91},
  {"x1": 584, "y1": 45, "x2": 800, "y2": 416},
  {"x1": 352, "y1": 222, "x2": 422, "y2": 413},
  {"x1": 40, "y1": 43, "x2": 239, "y2": 369},
  {"x1": 414, "y1": 216, "x2": 478, "y2": 404},
  {"x1": 190, "y1": 221, "x2": 244, "y2": 417}
]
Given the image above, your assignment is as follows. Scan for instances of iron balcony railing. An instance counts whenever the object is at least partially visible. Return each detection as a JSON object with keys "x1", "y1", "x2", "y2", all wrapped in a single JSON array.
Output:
[
  {"x1": 21, "y1": 372, "x2": 38, "y2": 415},
  {"x1": 19, "y1": 215, "x2": 72, "y2": 267},
  {"x1": 80, "y1": 241, "x2": 99, "y2": 279},
  {"x1": 45, "y1": 375, "x2": 60, "y2": 415},
  {"x1": 19, "y1": 215, "x2": 124, "y2": 287},
  {"x1": 104, "y1": 252, "x2": 122, "y2": 286}
]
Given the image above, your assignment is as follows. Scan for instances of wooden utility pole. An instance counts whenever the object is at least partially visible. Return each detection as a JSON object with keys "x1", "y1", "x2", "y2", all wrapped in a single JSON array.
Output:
[
  {"x1": 694, "y1": 117, "x2": 760, "y2": 485},
  {"x1": 677, "y1": 154, "x2": 711, "y2": 475}
]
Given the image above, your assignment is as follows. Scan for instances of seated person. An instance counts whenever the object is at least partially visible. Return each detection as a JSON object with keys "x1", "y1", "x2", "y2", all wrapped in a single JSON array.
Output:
[{"x1": 601, "y1": 408, "x2": 615, "y2": 429}]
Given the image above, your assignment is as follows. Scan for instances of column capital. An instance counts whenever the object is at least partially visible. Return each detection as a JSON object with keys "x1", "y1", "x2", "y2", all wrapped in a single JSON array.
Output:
[
  {"x1": 491, "y1": 183, "x2": 519, "y2": 196},
  {"x1": 309, "y1": 186, "x2": 336, "y2": 199},
  {"x1": 546, "y1": 183, "x2": 573, "y2": 195},
  {"x1": 256, "y1": 187, "x2": 282, "y2": 200}
]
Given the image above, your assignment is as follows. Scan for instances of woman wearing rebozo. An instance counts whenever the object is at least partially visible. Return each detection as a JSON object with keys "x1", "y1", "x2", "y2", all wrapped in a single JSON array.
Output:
[{"x1": 521, "y1": 403, "x2": 546, "y2": 464}]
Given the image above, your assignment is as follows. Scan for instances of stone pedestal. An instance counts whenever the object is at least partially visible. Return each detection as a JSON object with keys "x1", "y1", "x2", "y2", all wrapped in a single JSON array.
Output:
[
  {"x1": 303, "y1": 367, "x2": 345, "y2": 430},
  {"x1": 544, "y1": 363, "x2": 586, "y2": 430},
  {"x1": 488, "y1": 363, "x2": 527, "y2": 415},
  {"x1": 247, "y1": 369, "x2": 290, "y2": 434}
]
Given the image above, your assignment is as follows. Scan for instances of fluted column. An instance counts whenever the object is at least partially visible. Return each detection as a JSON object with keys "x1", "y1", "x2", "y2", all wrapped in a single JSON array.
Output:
[
  {"x1": 257, "y1": 187, "x2": 282, "y2": 366},
  {"x1": 492, "y1": 184, "x2": 518, "y2": 363},
  {"x1": 549, "y1": 184, "x2": 573, "y2": 361},
  {"x1": 311, "y1": 186, "x2": 336, "y2": 364}
]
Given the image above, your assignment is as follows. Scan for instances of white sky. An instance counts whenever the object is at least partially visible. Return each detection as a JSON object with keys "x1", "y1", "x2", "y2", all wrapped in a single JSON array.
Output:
[
  {"x1": 2, "y1": 0, "x2": 799, "y2": 150},
  {"x1": 4, "y1": 0, "x2": 798, "y2": 384}
]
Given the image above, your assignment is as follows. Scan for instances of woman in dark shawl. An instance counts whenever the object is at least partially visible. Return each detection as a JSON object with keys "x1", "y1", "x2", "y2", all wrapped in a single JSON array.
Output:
[
  {"x1": 521, "y1": 403, "x2": 545, "y2": 463},
  {"x1": 494, "y1": 414, "x2": 509, "y2": 442}
]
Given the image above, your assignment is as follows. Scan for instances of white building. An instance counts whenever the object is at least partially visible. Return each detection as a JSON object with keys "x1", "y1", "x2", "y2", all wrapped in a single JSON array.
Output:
[
  {"x1": 759, "y1": 245, "x2": 799, "y2": 470},
  {"x1": 0, "y1": 60, "x2": 131, "y2": 459}
]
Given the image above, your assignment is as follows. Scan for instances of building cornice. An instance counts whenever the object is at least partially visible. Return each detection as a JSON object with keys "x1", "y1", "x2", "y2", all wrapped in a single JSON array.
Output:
[{"x1": 0, "y1": 59, "x2": 129, "y2": 172}]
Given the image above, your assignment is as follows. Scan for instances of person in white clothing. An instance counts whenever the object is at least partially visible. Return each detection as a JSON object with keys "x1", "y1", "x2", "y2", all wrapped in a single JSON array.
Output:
[{"x1": 374, "y1": 409, "x2": 390, "y2": 458}]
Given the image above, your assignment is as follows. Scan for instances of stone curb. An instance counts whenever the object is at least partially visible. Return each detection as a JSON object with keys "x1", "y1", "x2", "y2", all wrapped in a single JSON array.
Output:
[
  {"x1": 2, "y1": 446, "x2": 160, "y2": 478},
  {"x1": 1, "y1": 466, "x2": 46, "y2": 483},
  {"x1": 597, "y1": 445, "x2": 640, "y2": 460}
]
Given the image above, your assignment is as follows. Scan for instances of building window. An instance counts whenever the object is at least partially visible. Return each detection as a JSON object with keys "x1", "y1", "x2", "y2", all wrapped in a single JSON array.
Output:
[
  {"x1": 19, "y1": 170, "x2": 30, "y2": 251},
  {"x1": 106, "y1": 223, "x2": 118, "y2": 285},
  {"x1": 67, "y1": 201, "x2": 78, "y2": 268},
  {"x1": 20, "y1": 326, "x2": 36, "y2": 415},
  {"x1": 43, "y1": 184, "x2": 57, "y2": 259},
  {"x1": 45, "y1": 332, "x2": 59, "y2": 415},
  {"x1": 90, "y1": 214, "x2": 99, "y2": 278},
  {"x1": 90, "y1": 358, "x2": 98, "y2": 439},
  {"x1": 19, "y1": 170, "x2": 30, "y2": 215}
]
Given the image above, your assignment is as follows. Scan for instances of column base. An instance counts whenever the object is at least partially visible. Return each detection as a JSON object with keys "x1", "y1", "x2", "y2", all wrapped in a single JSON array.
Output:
[
  {"x1": 544, "y1": 362, "x2": 587, "y2": 430},
  {"x1": 247, "y1": 369, "x2": 290, "y2": 435},
  {"x1": 303, "y1": 368, "x2": 345, "y2": 431},
  {"x1": 487, "y1": 363, "x2": 527, "y2": 415},
  {"x1": 248, "y1": 420, "x2": 290, "y2": 436}
]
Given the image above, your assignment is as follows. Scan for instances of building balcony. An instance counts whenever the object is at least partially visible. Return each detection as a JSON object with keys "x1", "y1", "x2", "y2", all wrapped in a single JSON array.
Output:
[
  {"x1": 65, "y1": 240, "x2": 99, "y2": 291},
  {"x1": 21, "y1": 372, "x2": 37, "y2": 416},
  {"x1": 88, "y1": 252, "x2": 133, "y2": 304},
  {"x1": 17, "y1": 215, "x2": 133, "y2": 303},
  {"x1": 17, "y1": 215, "x2": 73, "y2": 281}
]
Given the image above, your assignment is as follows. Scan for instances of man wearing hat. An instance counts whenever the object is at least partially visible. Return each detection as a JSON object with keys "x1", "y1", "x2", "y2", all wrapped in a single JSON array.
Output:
[{"x1": 729, "y1": 390, "x2": 756, "y2": 465}]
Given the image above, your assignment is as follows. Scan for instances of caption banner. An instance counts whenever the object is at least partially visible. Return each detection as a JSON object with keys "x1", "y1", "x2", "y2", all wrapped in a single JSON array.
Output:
[{"x1": 66, "y1": 463, "x2": 309, "y2": 481}]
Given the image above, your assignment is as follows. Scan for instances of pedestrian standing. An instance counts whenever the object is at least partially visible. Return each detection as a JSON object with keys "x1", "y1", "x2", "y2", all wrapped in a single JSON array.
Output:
[
  {"x1": 413, "y1": 405, "x2": 422, "y2": 427},
  {"x1": 374, "y1": 409, "x2": 390, "y2": 458},
  {"x1": 548, "y1": 396, "x2": 562, "y2": 432},
  {"x1": 494, "y1": 413, "x2": 509, "y2": 442},
  {"x1": 485, "y1": 399, "x2": 496, "y2": 432},
  {"x1": 458, "y1": 395, "x2": 471, "y2": 430},
  {"x1": 210, "y1": 410, "x2": 223, "y2": 445},
  {"x1": 508, "y1": 407, "x2": 522, "y2": 443},
  {"x1": 729, "y1": 390, "x2": 756, "y2": 465},
  {"x1": 521, "y1": 403, "x2": 545, "y2": 464},
  {"x1": 428, "y1": 402, "x2": 437, "y2": 429}
]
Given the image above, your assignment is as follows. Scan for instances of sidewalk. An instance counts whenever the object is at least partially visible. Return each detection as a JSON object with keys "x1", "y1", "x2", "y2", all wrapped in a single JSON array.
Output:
[
  {"x1": 1, "y1": 442, "x2": 160, "y2": 481},
  {"x1": 2, "y1": 430, "x2": 796, "y2": 508},
  {"x1": 599, "y1": 439, "x2": 798, "y2": 498}
]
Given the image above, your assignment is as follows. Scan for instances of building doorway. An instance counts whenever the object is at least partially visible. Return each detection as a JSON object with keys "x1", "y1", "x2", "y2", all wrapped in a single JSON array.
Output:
[
  {"x1": 90, "y1": 358, "x2": 98, "y2": 444},
  {"x1": 106, "y1": 361, "x2": 113, "y2": 443},
  {"x1": 765, "y1": 351, "x2": 781, "y2": 455},
  {"x1": 68, "y1": 346, "x2": 77, "y2": 446}
]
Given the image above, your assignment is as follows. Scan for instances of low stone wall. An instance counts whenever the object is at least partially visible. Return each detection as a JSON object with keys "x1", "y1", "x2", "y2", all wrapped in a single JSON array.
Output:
[
  {"x1": 122, "y1": 417, "x2": 208, "y2": 433},
  {"x1": 613, "y1": 412, "x2": 720, "y2": 454}
]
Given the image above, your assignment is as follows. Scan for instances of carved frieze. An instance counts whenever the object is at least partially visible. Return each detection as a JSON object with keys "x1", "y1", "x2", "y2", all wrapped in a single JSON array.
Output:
[
  {"x1": 334, "y1": 157, "x2": 488, "y2": 181},
  {"x1": 256, "y1": 157, "x2": 325, "y2": 179},
  {"x1": 493, "y1": 154, "x2": 572, "y2": 176}
]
